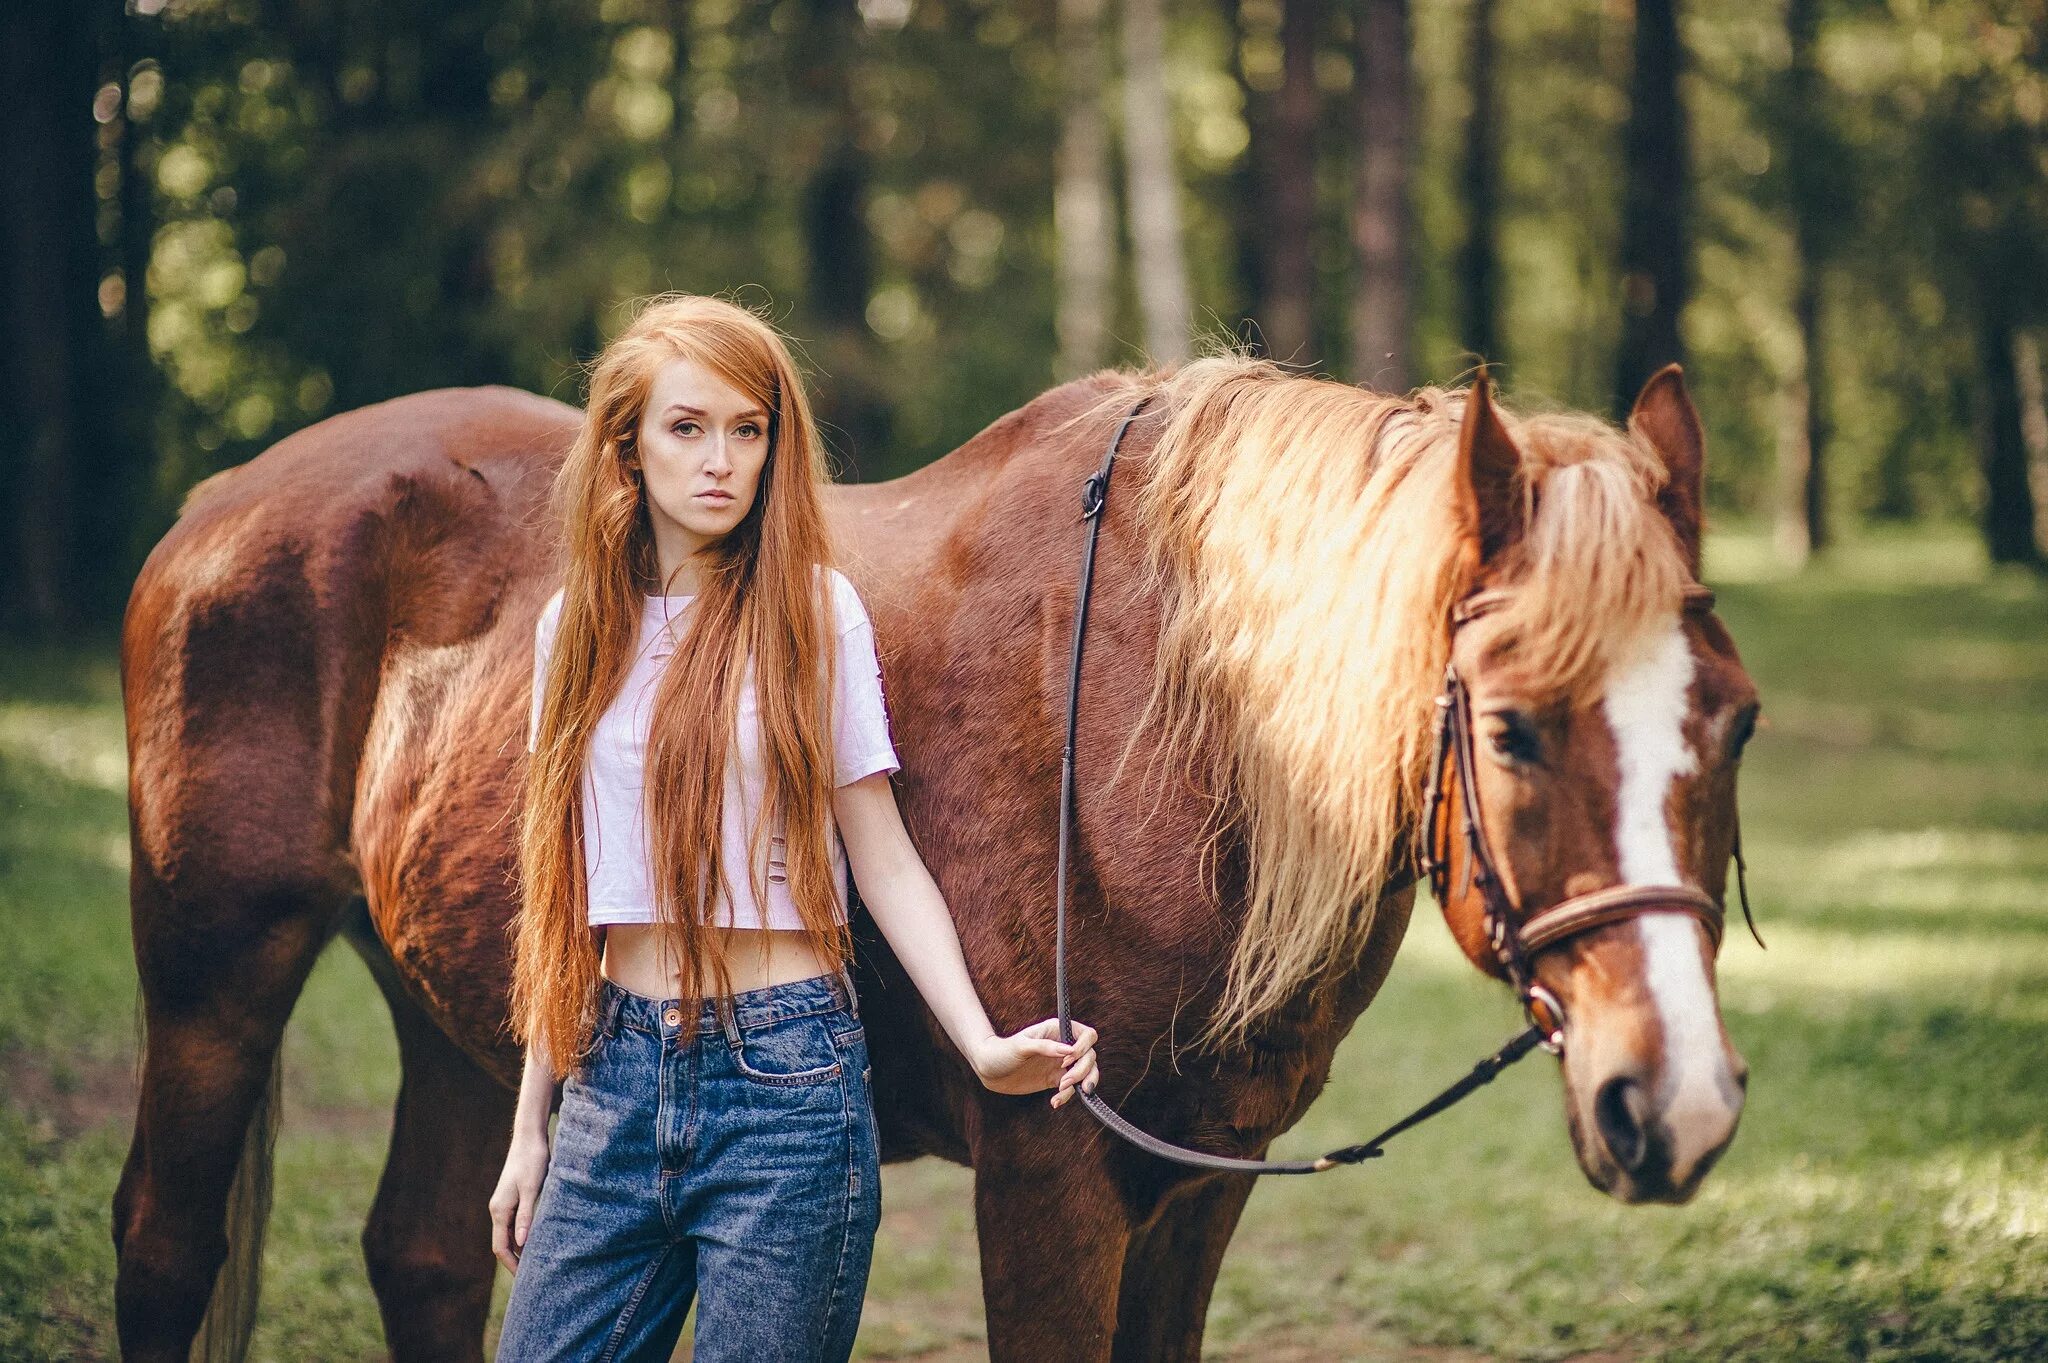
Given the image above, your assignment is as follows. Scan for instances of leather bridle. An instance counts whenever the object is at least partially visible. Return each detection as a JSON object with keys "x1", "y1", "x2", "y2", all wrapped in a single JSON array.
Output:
[
  {"x1": 1420, "y1": 583, "x2": 1761, "y2": 1055},
  {"x1": 1051, "y1": 395, "x2": 1761, "y2": 1176}
]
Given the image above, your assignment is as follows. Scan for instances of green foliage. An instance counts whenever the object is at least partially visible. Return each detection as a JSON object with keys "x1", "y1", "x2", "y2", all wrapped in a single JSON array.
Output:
[{"x1": 104, "y1": 0, "x2": 2045, "y2": 527}]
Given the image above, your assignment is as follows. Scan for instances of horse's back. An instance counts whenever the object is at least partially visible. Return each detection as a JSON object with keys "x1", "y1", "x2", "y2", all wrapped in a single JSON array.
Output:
[
  {"x1": 123, "y1": 386, "x2": 577, "y2": 1022},
  {"x1": 825, "y1": 370, "x2": 1141, "y2": 649},
  {"x1": 141, "y1": 384, "x2": 577, "y2": 640}
]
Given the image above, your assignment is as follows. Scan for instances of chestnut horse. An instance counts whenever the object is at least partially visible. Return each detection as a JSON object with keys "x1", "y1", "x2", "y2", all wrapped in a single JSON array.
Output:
[{"x1": 113, "y1": 357, "x2": 1754, "y2": 1362}]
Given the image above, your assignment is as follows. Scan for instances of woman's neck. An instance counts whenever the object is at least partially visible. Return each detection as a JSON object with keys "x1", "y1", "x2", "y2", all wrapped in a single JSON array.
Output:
[{"x1": 652, "y1": 561, "x2": 703, "y2": 596}]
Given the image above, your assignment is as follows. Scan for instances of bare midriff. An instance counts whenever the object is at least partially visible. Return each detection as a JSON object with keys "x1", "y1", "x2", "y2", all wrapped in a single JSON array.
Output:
[{"x1": 600, "y1": 922, "x2": 836, "y2": 1000}]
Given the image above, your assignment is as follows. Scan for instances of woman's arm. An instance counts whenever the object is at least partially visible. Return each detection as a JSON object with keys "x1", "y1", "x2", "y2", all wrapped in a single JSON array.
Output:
[
  {"x1": 833, "y1": 771, "x2": 1098, "y2": 1107},
  {"x1": 827, "y1": 769, "x2": 1097, "y2": 1096},
  {"x1": 489, "y1": 1039, "x2": 557, "y2": 1272},
  {"x1": 509, "y1": 1040, "x2": 556, "y2": 1141}
]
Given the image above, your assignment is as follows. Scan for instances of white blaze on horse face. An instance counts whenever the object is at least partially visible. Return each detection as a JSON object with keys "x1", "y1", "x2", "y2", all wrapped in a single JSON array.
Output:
[
  {"x1": 1601, "y1": 622, "x2": 1736, "y2": 1177},
  {"x1": 1603, "y1": 624, "x2": 1696, "y2": 886}
]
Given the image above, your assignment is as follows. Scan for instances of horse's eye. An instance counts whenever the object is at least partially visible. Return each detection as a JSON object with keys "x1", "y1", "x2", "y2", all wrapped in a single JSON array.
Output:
[
  {"x1": 1483, "y1": 711, "x2": 1542, "y2": 766},
  {"x1": 1727, "y1": 705, "x2": 1759, "y2": 761}
]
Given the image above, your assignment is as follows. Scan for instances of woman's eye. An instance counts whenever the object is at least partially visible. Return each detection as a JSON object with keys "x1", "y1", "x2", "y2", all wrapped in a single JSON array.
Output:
[
  {"x1": 1483, "y1": 713, "x2": 1542, "y2": 765},
  {"x1": 673, "y1": 420, "x2": 701, "y2": 436},
  {"x1": 736, "y1": 423, "x2": 761, "y2": 438}
]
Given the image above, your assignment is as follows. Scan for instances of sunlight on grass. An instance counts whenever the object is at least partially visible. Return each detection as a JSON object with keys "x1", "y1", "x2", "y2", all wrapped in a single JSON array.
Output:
[
  {"x1": 1705, "y1": 520, "x2": 1993, "y2": 586},
  {"x1": 0, "y1": 705, "x2": 128, "y2": 795}
]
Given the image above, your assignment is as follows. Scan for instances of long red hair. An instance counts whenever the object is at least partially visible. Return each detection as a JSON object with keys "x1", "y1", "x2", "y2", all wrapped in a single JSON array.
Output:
[{"x1": 513, "y1": 295, "x2": 846, "y2": 1075}]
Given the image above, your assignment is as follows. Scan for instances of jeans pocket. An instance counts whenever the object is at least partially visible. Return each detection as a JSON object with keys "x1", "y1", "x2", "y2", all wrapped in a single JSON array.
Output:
[{"x1": 731, "y1": 1011, "x2": 844, "y2": 1088}]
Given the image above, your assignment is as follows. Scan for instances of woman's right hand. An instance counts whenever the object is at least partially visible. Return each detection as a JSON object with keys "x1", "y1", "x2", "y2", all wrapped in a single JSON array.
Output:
[{"x1": 489, "y1": 1135, "x2": 550, "y2": 1273}]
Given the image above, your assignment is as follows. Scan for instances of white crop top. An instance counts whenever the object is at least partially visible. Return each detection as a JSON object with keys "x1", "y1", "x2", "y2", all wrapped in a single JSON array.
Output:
[{"x1": 529, "y1": 568, "x2": 901, "y2": 930}]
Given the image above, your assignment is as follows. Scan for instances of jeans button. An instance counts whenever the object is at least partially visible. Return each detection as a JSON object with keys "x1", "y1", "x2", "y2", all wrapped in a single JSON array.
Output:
[{"x1": 662, "y1": 1006, "x2": 682, "y2": 1027}]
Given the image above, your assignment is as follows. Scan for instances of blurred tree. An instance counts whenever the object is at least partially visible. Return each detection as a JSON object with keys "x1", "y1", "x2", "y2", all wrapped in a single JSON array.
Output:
[
  {"x1": 1613, "y1": 0, "x2": 1690, "y2": 417},
  {"x1": 1123, "y1": 0, "x2": 1192, "y2": 362},
  {"x1": 1911, "y1": 3, "x2": 2047, "y2": 566},
  {"x1": 1456, "y1": 0, "x2": 1500, "y2": 371},
  {"x1": 1263, "y1": 0, "x2": 1324, "y2": 365},
  {"x1": 106, "y1": 6, "x2": 165, "y2": 582},
  {"x1": 1770, "y1": 0, "x2": 1841, "y2": 564},
  {"x1": 1055, "y1": 0, "x2": 1115, "y2": 379},
  {"x1": 795, "y1": 0, "x2": 892, "y2": 469},
  {"x1": 2018, "y1": 331, "x2": 2048, "y2": 538},
  {"x1": 1977, "y1": 306, "x2": 2044, "y2": 564},
  {"x1": 0, "y1": 1, "x2": 122, "y2": 632},
  {"x1": 1221, "y1": 0, "x2": 1273, "y2": 353},
  {"x1": 1349, "y1": 0, "x2": 1411, "y2": 389}
]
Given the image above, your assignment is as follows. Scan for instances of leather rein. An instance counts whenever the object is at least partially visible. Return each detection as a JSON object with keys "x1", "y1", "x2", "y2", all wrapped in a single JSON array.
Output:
[{"x1": 1052, "y1": 396, "x2": 1761, "y2": 1176}]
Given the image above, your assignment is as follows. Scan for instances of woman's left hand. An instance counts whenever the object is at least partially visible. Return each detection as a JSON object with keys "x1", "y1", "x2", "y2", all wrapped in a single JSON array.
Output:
[{"x1": 970, "y1": 1019, "x2": 1100, "y2": 1107}]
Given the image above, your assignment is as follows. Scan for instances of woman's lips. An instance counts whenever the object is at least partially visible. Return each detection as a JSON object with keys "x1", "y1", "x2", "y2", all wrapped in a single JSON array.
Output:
[{"x1": 695, "y1": 490, "x2": 734, "y2": 503}]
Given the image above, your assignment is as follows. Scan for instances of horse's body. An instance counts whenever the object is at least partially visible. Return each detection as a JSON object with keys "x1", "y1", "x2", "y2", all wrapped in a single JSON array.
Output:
[{"x1": 114, "y1": 363, "x2": 1750, "y2": 1362}]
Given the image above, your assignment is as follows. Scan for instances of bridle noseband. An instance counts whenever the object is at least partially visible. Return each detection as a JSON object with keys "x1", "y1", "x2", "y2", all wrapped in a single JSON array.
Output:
[
  {"x1": 1420, "y1": 582, "x2": 1760, "y2": 1054},
  {"x1": 1050, "y1": 395, "x2": 1762, "y2": 1176}
]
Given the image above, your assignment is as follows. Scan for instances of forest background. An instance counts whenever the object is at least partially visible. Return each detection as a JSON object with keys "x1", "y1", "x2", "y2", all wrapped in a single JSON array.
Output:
[{"x1": 4, "y1": 0, "x2": 2046, "y2": 638}]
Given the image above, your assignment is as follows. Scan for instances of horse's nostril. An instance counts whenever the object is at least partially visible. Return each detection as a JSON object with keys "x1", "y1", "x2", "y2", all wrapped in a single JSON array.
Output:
[{"x1": 1595, "y1": 1076, "x2": 1649, "y2": 1173}]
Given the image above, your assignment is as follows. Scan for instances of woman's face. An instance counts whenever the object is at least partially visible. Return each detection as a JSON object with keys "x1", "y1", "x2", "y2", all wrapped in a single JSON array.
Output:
[{"x1": 633, "y1": 355, "x2": 773, "y2": 567}]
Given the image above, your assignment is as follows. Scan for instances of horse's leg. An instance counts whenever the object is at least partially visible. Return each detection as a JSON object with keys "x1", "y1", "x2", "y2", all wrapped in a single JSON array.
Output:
[
  {"x1": 973, "y1": 1127, "x2": 1134, "y2": 1363},
  {"x1": 1111, "y1": 1175, "x2": 1256, "y2": 1363},
  {"x1": 355, "y1": 945, "x2": 514, "y2": 1363},
  {"x1": 112, "y1": 888, "x2": 339, "y2": 1363}
]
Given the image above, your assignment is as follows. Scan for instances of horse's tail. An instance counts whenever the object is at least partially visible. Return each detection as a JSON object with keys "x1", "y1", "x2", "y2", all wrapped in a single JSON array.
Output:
[{"x1": 188, "y1": 1049, "x2": 281, "y2": 1363}]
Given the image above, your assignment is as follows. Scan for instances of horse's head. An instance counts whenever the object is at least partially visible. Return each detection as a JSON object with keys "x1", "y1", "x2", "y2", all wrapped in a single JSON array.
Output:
[{"x1": 1430, "y1": 366, "x2": 1755, "y2": 1204}]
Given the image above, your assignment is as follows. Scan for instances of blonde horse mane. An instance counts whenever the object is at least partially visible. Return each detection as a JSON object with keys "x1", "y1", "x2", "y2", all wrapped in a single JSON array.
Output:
[{"x1": 1097, "y1": 354, "x2": 1692, "y2": 1047}]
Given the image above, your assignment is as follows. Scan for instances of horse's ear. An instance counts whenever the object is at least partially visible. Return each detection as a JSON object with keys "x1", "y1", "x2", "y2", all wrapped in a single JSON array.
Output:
[
  {"x1": 1627, "y1": 363, "x2": 1705, "y2": 574},
  {"x1": 1455, "y1": 370, "x2": 1526, "y2": 565}
]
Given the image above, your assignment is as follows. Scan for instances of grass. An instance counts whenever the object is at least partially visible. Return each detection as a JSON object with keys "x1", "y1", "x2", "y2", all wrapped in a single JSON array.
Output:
[{"x1": 2, "y1": 523, "x2": 2044, "y2": 1361}]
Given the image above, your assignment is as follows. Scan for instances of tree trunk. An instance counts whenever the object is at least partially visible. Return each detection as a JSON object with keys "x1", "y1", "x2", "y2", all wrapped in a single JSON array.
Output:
[
  {"x1": 94, "y1": 4, "x2": 166, "y2": 598},
  {"x1": 1772, "y1": 0, "x2": 1828, "y2": 566},
  {"x1": 1055, "y1": 0, "x2": 1116, "y2": 380},
  {"x1": 797, "y1": 0, "x2": 891, "y2": 471},
  {"x1": 1977, "y1": 304, "x2": 2045, "y2": 567},
  {"x1": 1612, "y1": 0, "x2": 1690, "y2": 418},
  {"x1": 667, "y1": 0, "x2": 695, "y2": 221},
  {"x1": 1349, "y1": 0, "x2": 1412, "y2": 390},
  {"x1": 1457, "y1": 0, "x2": 1501, "y2": 369},
  {"x1": 1222, "y1": 0, "x2": 1271, "y2": 351},
  {"x1": 1122, "y1": 0, "x2": 1192, "y2": 364},
  {"x1": 0, "y1": 2, "x2": 98, "y2": 632},
  {"x1": 1264, "y1": 0, "x2": 1323, "y2": 365},
  {"x1": 2016, "y1": 330, "x2": 2048, "y2": 546}
]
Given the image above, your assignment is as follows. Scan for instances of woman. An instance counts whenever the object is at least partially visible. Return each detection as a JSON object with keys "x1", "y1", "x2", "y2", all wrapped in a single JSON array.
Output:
[{"x1": 489, "y1": 294, "x2": 1100, "y2": 1361}]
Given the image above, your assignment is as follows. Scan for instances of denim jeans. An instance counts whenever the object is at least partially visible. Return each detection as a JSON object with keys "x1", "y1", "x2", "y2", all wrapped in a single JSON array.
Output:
[{"x1": 495, "y1": 970, "x2": 881, "y2": 1362}]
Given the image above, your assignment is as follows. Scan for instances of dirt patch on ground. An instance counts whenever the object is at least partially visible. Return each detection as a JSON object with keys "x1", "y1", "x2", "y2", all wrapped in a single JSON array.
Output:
[
  {"x1": 0, "y1": 1041, "x2": 391, "y2": 1144},
  {"x1": 1, "y1": 1041, "x2": 137, "y2": 1141},
  {"x1": 1209, "y1": 1319, "x2": 1644, "y2": 1362}
]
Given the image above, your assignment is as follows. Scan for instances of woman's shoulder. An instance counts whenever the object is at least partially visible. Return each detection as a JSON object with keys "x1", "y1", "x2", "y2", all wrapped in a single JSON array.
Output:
[
  {"x1": 536, "y1": 586, "x2": 566, "y2": 644},
  {"x1": 818, "y1": 565, "x2": 873, "y2": 636}
]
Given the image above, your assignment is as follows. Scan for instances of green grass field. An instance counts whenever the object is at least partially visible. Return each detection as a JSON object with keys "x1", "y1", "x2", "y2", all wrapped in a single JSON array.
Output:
[{"x1": 3, "y1": 525, "x2": 2043, "y2": 1361}]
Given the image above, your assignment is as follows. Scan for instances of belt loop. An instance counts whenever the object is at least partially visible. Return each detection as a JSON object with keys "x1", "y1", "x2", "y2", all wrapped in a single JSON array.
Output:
[
  {"x1": 602, "y1": 982, "x2": 625, "y2": 1041},
  {"x1": 837, "y1": 964, "x2": 858, "y2": 1015},
  {"x1": 716, "y1": 991, "x2": 742, "y2": 1048}
]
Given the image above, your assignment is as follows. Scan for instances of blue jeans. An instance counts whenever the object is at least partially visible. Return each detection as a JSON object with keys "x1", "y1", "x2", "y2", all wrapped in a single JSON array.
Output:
[{"x1": 495, "y1": 970, "x2": 881, "y2": 1362}]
